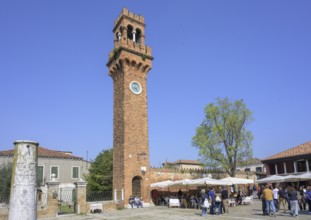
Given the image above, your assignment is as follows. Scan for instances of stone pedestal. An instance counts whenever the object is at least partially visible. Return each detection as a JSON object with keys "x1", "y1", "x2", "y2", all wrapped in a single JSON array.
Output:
[
  {"x1": 8, "y1": 140, "x2": 39, "y2": 220},
  {"x1": 74, "y1": 180, "x2": 87, "y2": 214},
  {"x1": 46, "y1": 180, "x2": 60, "y2": 217}
]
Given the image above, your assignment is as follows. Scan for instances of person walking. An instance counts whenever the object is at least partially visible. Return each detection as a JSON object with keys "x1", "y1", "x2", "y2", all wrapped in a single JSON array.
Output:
[
  {"x1": 278, "y1": 186, "x2": 287, "y2": 213},
  {"x1": 200, "y1": 189, "x2": 208, "y2": 216},
  {"x1": 306, "y1": 186, "x2": 311, "y2": 213},
  {"x1": 298, "y1": 186, "x2": 306, "y2": 211},
  {"x1": 221, "y1": 186, "x2": 229, "y2": 214},
  {"x1": 214, "y1": 189, "x2": 222, "y2": 215},
  {"x1": 288, "y1": 186, "x2": 299, "y2": 217},
  {"x1": 262, "y1": 184, "x2": 276, "y2": 216},
  {"x1": 273, "y1": 185, "x2": 279, "y2": 212},
  {"x1": 208, "y1": 188, "x2": 215, "y2": 215}
]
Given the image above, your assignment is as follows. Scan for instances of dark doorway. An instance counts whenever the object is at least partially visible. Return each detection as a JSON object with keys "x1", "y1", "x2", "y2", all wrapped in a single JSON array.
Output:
[{"x1": 132, "y1": 176, "x2": 142, "y2": 197}]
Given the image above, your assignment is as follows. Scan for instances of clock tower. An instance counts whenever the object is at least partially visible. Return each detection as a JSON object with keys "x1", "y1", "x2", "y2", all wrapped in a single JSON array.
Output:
[{"x1": 106, "y1": 8, "x2": 153, "y2": 205}]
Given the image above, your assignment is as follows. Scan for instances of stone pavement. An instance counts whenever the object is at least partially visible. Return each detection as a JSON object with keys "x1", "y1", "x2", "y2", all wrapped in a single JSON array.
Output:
[{"x1": 39, "y1": 199, "x2": 311, "y2": 220}]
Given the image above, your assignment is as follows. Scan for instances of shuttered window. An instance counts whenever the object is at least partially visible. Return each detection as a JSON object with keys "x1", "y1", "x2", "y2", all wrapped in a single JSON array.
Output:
[
  {"x1": 37, "y1": 166, "x2": 44, "y2": 185},
  {"x1": 72, "y1": 167, "x2": 79, "y2": 179}
]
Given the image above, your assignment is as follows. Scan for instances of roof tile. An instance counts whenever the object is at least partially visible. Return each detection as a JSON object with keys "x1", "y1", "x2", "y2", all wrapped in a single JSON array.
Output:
[
  {"x1": 262, "y1": 140, "x2": 311, "y2": 161},
  {"x1": 0, "y1": 146, "x2": 82, "y2": 160}
]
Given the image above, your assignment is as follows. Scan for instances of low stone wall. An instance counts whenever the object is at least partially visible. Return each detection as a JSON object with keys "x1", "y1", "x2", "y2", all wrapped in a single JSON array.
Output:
[
  {"x1": 0, "y1": 208, "x2": 8, "y2": 220},
  {"x1": 37, "y1": 204, "x2": 57, "y2": 219},
  {"x1": 87, "y1": 201, "x2": 117, "y2": 213},
  {"x1": 0, "y1": 204, "x2": 57, "y2": 220}
]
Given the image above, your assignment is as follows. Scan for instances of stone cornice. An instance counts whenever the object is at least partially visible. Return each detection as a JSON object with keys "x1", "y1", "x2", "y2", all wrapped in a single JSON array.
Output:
[{"x1": 106, "y1": 46, "x2": 153, "y2": 67}]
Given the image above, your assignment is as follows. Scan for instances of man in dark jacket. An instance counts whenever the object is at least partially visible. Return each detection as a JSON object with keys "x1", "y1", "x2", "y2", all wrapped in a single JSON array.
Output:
[
  {"x1": 208, "y1": 188, "x2": 215, "y2": 215},
  {"x1": 278, "y1": 186, "x2": 287, "y2": 212},
  {"x1": 221, "y1": 187, "x2": 229, "y2": 214}
]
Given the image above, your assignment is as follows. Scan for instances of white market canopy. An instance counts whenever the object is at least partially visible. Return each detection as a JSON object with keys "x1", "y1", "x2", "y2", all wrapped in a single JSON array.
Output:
[
  {"x1": 256, "y1": 172, "x2": 311, "y2": 184},
  {"x1": 150, "y1": 180, "x2": 174, "y2": 188},
  {"x1": 220, "y1": 177, "x2": 254, "y2": 185},
  {"x1": 187, "y1": 177, "x2": 232, "y2": 186},
  {"x1": 256, "y1": 175, "x2": 286, "y2": 184},
  {"x1": 166, "y1": 179, "x2": 192, "y2": 187},
  {"x1": 150, "y1": 177, "x2": 232, "y2": 188},
  {"x1": 296, "y1": 172, "x2": 311, "y2": 180}
]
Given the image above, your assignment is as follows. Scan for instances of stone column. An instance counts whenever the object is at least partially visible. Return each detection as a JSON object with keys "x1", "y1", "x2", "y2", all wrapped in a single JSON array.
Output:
[
  {"x1": 46, "y1": 179, "x2": 60, "y2": 217},
  {"x1": 283, "y1": 162, "x2": 287, "y2": 174},
  {"x1": 114, "y1": 189, "x2": 117, "y2": 202},
  {"x1": 132, "y1": 30, "x2": 136, "y2": 42},
  {"x1": 74, "y1": 180, "x2": 87, "y2": 214},
  {"x1": 294, "y1": 161, "x2": 297, "y2": 173},
  {"x1": 275, "y1": 164, "x2": 278, "y2": 175},
  {"x1": 8, "y1": 140, "x2": 39, "y2": 220}
]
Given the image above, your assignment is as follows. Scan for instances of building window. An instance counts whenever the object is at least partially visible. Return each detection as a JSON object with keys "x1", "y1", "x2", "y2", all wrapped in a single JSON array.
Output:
[
  {"x1": 50, "y1": 166, "x2": 59, "y2": 179},
  {"x1": 256, "y1": 167, "x2": 262, "y2": 172},
  {"x1": 277, "y1": 162, "x2": 285, "y2": 174},
  {"x1": 286, "y1": 161, "x2": 294, "y2": 173},
  {"x1": 269, "y1": 164, "x2": 276, "y2": 175},
  {"x1": 37, "y1": 166, "x2": 44, "y2": 185},
  {"x1": 72, "y1": 167, "x2": 79, "y2": 179},
  {"x1": 297, "y1": 160, "x2": 307, "y2": 172}
]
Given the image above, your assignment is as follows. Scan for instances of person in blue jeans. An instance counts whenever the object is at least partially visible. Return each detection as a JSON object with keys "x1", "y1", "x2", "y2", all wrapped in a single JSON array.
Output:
[
  {"x1": 200, "y1": 189, "x2": 208, "y2": 216},
  {"x1": 208, "y1": 188, "x2": 215, "y2": 215},
  {"x1": 262, "y1": 185, "x2": 275, "y2": 215},
  {"x1": 214, "y1": 190, "x2": 222, "y2": 215},
  {"x1": 288, "y1": 186, "x2": 299, "y2": 217}
]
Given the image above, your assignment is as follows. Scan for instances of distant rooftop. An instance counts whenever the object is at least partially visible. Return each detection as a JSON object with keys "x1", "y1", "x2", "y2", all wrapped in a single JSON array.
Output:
[
  {"x1": 238, "y1": 157, "x2": 262, "y2": 165},
  {"x1": 0, "y1": 146, "x2": 83, "y2": 160},
  {"x1": 163, "y1": 159, "x2": 202, "y2": 165},
  {"x1": 262, "y1": 140, "x2": 311, "y2": 162}
]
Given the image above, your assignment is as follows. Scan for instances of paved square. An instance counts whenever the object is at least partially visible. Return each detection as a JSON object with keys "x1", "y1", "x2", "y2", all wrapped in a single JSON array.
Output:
[{"x1": 39, "y1": 199, "x2": 311, "y2": 220}]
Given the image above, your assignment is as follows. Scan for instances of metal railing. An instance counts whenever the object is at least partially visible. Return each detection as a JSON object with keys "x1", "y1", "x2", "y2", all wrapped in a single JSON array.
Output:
[{"x1": 87, "y1": 191, "x2": 113, "y2": 202}]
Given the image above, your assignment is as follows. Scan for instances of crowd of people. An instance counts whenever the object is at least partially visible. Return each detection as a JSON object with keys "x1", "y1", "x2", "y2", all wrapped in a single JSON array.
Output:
[
  {"x1": 153, "y1": 185, "x2": 256, "y2": 216},
  {"x1": 257, "y1": 184, "x2": 311, "y2": 217},
  {"x1": 149, "y1": 183, "x2": 311, "y2": 217}
]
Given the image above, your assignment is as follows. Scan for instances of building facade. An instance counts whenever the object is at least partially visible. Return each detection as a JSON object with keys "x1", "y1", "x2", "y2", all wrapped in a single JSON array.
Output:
[
  {"x1": 0, "y1": 146, "x2": 90, "y2": 185},
  {"x1": 106, "y1": 8, "x2": 153, "y2": 204},
  {"x1": 162, "y1": 160, "x2": 204, "y2": 170},
  {"x1": 262, "y1": 140, "x2": 311, "y2": 175},
  {"x1": 236, "y1": 158, "x2": 265, "y2": 173}
]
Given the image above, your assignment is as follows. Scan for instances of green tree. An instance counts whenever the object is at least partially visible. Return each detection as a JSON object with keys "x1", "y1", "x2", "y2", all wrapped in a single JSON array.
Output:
[
  {"x1": 192, "y1": 97, "x2": 254, "y2": 177},
  {"x1": 86, "y1": 148, "x2": 113, "y2": 193},
  {"x1": 0, "y1": 163, "x2": 12, "y2": 203}
]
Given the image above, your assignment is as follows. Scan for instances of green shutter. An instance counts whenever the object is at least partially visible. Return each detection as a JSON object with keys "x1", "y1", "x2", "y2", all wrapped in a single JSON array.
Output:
[{"x1": 72, "y1": 167, "x2": 79, "y2": 178}]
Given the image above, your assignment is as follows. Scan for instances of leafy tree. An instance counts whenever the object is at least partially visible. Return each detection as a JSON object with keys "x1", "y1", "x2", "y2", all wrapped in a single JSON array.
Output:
[
  {"x1": 86, "y1": 148, "x2": 113, "y2": 193},
  {"x1": 0, "y1": 163, "x2": 12, "y2": 203},
  {"x1": 192, "y1": 97, "x2": 254, "y2": 177}
]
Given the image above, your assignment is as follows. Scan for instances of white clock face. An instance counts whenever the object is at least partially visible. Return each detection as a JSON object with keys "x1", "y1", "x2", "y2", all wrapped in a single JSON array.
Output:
[{"x1": 130, "y1": 81, "x2": 142, "y2": 94}]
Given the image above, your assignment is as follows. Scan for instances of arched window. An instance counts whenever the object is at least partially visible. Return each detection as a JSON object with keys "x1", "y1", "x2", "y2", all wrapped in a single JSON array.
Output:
[
  {"x1": 127, "y1": 25, "x2": 134, "y2": 41},
  {"x1": 136, "y1": 28, "x2": 142, "y2": 44}
]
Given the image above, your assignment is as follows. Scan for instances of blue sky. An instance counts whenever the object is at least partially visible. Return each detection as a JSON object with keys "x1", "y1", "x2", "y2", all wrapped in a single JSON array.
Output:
[{"x1": 1, "y1": 1, "x2": 310, "y2": 167}]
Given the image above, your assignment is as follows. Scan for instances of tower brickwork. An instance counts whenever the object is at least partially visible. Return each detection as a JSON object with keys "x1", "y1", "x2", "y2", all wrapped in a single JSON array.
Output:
[{"x1": 106, "y1": 8, "x2": 153, "y2": 204}]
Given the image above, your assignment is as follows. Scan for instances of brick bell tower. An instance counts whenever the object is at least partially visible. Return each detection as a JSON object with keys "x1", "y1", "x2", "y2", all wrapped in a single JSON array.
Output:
[{"x1": 106, "y1": 8, "x2": 153, "y2": 205}]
